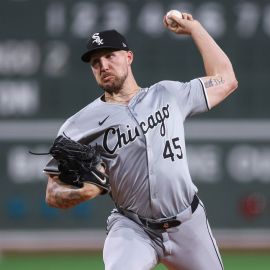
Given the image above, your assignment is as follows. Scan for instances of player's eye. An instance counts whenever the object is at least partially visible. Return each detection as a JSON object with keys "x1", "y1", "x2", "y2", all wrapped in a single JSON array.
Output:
[
  {"x1": 106, "y1": 53, "x2": 114, "y2": 59},
  {"x1": 90, "y1": 58, "x2": 99, "y2": 68}
]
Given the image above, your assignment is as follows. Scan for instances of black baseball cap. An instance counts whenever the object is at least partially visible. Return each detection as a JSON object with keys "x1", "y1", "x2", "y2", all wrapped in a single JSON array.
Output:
[{"x1": 81, "y1": 29, "x2": 129, "y2": 63}]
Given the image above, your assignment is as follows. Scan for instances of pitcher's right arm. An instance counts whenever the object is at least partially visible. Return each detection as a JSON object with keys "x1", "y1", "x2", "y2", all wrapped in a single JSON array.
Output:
[{"x1": 46, "y1": 175, "x2": 102, "y2": 209}]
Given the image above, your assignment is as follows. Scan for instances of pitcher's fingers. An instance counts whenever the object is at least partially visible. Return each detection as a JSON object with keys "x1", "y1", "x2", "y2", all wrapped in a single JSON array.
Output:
[
  {"x1": 187, "y1": 13, "x2": 193, "y2": 20},
  {"x1": 163, "y1": 16, "x2": 169, "y2": 27},
  {"x1": 182, "y1": 13, "x2": 193, "y2": 20}
]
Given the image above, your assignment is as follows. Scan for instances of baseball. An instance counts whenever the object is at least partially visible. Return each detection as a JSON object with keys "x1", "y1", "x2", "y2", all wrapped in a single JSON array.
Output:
[{"x1": 166, "y1": 10, "x2": 182, "y2": 27}]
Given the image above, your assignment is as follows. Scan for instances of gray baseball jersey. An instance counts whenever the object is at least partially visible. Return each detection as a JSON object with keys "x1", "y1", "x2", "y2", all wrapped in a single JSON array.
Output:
[
  {"x1": 46, "y1": 78, "x2": 224, "y2": 270},
  {"x1": 48, "y1": 78, "x2": 209, "y2": 218}
]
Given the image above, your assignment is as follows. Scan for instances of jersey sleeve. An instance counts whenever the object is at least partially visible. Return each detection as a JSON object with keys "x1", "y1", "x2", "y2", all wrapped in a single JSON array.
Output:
[{"x1": 160, "y1": 78, "x2": 210, "y2": 120}]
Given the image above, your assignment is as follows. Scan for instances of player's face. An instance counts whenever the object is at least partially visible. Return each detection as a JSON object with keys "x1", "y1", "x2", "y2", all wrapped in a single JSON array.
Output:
[{"x1": 90, "y1": 49, "x2": 131, "y2": 94}]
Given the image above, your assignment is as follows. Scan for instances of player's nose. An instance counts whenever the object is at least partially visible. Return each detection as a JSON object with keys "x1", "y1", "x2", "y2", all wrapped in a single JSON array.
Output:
[{"x1": 99, "y1": 57, "x2": 109, "y2": 71}]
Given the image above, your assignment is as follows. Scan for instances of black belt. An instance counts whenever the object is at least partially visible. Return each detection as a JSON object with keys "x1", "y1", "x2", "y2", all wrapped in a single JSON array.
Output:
[{"x1": 139, "y1": 194, "x2": 199, "y2": 230}]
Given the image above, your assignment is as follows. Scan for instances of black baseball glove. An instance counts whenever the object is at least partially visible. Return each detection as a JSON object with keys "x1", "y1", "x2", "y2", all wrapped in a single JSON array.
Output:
[{"x1": 48, "y1": 135, "x2": 110, "y2": 194}]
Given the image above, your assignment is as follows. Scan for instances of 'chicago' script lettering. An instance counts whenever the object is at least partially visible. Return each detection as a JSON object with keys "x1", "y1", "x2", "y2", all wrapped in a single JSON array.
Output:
[{"x1": 103, "y1": 104, "x2": 170, "y2": 154}]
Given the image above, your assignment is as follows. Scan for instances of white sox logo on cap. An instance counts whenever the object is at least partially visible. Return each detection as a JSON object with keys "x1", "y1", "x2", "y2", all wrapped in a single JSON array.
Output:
[
  {"x1": 81, "y1": 29, "x2": 129, "y2": 62},
  {"x1": 92, "y1": 33, "x2": 104, "y2": 46}
]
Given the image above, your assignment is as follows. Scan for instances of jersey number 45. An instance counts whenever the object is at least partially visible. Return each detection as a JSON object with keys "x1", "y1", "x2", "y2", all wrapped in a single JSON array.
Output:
[{"x1": 163, "y1": 137, "x2": 183, "y2": 162}]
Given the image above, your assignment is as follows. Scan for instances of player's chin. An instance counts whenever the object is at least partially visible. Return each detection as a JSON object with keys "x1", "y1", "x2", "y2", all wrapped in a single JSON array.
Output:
[
  {"x1": 99, "y1": 74, "x2": 126, "y2": 93},
  {"x1": 99, "y1": 82, "x2": 120, "y2": 94}
]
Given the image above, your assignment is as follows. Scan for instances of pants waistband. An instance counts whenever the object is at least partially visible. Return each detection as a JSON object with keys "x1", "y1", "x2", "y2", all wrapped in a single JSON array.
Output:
[{"x1": 116, "y1": 194, "x2": 199, "y2": 230}]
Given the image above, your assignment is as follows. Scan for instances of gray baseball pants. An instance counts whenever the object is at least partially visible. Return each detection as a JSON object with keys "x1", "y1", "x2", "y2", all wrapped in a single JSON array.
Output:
[{"x1": 103, "y1": 202, "x2": 223, "y2": 270}]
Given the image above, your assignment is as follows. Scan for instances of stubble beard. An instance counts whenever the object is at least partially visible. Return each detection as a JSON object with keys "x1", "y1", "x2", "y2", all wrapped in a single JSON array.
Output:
[{"x1": 98, "y1": 72, "x2": 128, "y2": 95}]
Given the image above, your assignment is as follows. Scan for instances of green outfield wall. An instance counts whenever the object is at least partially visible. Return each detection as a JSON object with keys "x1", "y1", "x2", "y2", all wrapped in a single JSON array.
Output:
[{"x1": 0, "y1": 0, "x2": 269, "y2": 233}]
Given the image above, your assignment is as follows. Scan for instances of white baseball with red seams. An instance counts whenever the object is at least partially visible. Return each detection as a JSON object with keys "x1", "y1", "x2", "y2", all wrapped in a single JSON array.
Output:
[{"x1": 166, "y1": 10, "x2": 182, "y2": 27}]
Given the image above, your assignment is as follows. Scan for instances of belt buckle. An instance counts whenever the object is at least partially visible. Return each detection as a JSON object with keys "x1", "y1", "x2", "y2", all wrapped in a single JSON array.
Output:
[
  {"x1": 163, "y1": 222, "x2": 170, "y2": 229},
  {"x1": 146, "y1": 220, "x2": 170, "y2": 229},
  {"x1": 144, "y1": 219, "x2": 163, "y2": 229}
]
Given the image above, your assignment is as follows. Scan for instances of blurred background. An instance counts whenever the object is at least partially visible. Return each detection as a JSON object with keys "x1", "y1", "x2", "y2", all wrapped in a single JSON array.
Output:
[{"x1": 0, "y1": 0, "x2": 269, "y2": 269}]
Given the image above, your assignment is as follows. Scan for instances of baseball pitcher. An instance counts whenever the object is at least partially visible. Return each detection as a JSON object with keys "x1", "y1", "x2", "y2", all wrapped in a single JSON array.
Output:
[{"x1": 44, "y1": 11, "x2": 238, "y2": 270}]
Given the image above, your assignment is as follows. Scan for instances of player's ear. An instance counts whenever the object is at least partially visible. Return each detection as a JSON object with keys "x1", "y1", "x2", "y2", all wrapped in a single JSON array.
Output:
[{"x1": 126, "y1": 51, "x2": 134, "y2": 65}]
